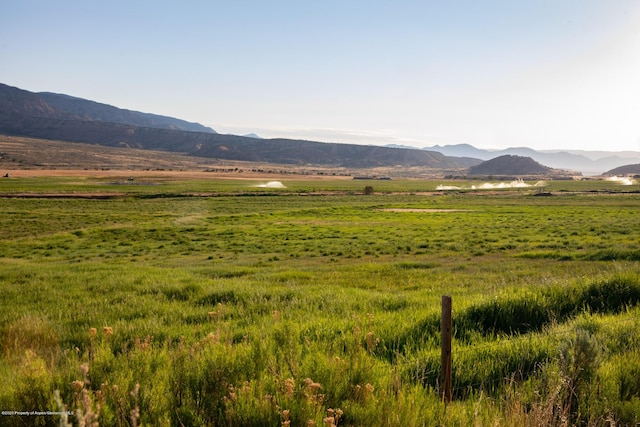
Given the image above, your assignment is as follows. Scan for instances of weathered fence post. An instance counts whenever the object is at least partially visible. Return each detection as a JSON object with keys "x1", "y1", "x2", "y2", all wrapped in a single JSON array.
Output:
[{"x1": 441, "y1": 295, "x2": 452, "y2": 403}]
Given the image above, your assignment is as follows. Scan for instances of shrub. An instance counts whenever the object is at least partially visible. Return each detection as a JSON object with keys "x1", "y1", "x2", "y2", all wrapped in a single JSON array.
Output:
[{"x1": 558, "y1": 328, "x2": 602, "y2": 421}]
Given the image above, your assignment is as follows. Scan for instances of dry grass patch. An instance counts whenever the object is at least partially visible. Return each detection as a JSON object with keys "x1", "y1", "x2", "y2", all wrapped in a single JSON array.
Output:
[{"x1": 2, "y1": 315, "x2": 60, "y2": 369}]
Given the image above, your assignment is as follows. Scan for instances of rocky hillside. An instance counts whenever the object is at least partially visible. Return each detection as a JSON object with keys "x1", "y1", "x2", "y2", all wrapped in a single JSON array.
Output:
[
  {"x1": 0, "y1": 113, "x2": 461, "y2": 168},
  {"x1": 0, "y1": 83, "x2": 215, "y2": 133},
  {"x1": 468, "y1": 155, "x2": 551, "y2": 176}
]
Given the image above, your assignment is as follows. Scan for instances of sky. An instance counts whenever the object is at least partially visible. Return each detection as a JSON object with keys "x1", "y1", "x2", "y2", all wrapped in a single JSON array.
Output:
[{"x1": 2, "y1": 1, "x2": 640, "y2": 152}]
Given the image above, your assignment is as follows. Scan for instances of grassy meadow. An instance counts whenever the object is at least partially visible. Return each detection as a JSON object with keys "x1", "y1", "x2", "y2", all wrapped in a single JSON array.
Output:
[{"x1": 1, "y1": 175, "x2": 639, "y2": 426}]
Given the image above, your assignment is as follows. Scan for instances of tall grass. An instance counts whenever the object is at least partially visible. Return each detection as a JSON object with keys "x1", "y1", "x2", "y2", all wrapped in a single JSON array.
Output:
[{"x1": 1, "y1": 182, "x2": 639, "y2": 425}]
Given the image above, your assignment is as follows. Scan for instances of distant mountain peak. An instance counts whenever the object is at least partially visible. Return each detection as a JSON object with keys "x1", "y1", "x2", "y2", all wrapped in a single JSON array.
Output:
[{"x1": 243, "y1": 133, "x2": 263, "y2": 139}]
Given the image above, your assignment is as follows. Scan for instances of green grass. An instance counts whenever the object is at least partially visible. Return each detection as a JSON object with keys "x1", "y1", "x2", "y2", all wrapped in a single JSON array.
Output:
[{"x1": 0, "y1": 177, "x2": 639, "y2": 425}]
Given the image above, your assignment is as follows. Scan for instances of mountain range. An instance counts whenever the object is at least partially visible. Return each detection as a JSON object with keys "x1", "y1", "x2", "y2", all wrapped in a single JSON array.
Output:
[
  {"x1": 1, "y1": 82, "x2": 639, "y2": 175},
  {"x1": 0, "y1": 83, "x2": 470, "y2": 170},
  {"x1": 422, "y1": 144, "x2": 640, "y2": 176}
]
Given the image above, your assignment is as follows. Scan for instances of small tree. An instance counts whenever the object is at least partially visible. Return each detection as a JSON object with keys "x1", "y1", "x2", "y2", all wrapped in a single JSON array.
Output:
[{"x1": 364, "y1": 186, "x2": 374, "y2": 195}]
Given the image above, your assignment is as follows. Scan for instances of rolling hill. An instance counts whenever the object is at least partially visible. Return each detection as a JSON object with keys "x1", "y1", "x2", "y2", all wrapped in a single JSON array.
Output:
[
  {"x1": 604, "y1": 164, "x2": 640, "y2": 176},
  {"x1": 467, "y1": 155, "x2": 552, "y2": 176}
]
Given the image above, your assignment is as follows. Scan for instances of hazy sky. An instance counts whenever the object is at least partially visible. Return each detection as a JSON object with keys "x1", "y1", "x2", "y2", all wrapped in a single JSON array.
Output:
[{"x1": 2, "y1": 1, "x2": 640, "y2": 151}]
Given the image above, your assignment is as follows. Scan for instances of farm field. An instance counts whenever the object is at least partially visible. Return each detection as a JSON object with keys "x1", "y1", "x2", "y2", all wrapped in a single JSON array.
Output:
[{"x1": 1, "y1": 175, "x2": 639, "y2": 426}]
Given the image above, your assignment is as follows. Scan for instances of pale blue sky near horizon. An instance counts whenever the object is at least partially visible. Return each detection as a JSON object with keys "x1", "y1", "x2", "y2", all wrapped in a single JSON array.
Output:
[{"x1": 2, "y1": 1, "x2": 640, "y2": 151}]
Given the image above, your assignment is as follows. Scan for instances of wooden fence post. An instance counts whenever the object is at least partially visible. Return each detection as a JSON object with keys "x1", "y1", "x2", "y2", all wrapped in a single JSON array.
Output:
[{"x1": 441, "y1": 295, "x2": 452, "y2": 403}]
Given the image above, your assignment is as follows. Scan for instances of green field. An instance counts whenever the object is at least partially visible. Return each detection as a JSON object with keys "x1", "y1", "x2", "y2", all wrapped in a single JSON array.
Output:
[{"x1": 1, "y1": 177, "x2": 639, "y2": 426}]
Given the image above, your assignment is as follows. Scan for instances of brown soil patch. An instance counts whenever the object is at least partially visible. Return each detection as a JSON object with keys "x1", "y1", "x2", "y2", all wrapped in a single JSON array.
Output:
[{"x1": 1, "y1": 169, "x2": 351, "y2": 181}]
